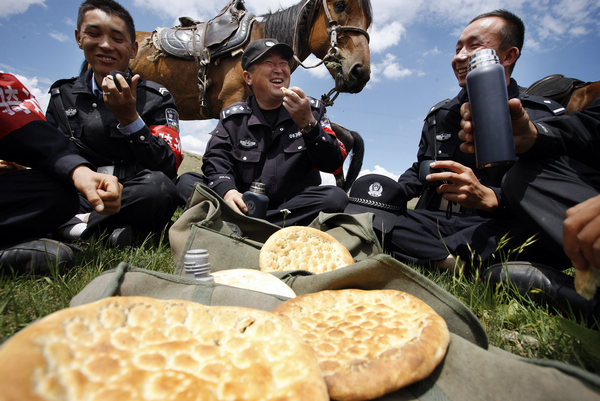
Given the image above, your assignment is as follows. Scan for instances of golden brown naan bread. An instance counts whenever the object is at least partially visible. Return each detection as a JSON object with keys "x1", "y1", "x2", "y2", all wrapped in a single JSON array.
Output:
[
  {"x1": 259, "y1": 226, "x2": 354, "y2": 274},
  {"x1": 575, "y1": 266, "x2": 600, "y2": 300},
  {"x1": 0, "y1": 296, "x2": 328, "y2": 401},
  {"x1": 212, "y1": 268, "x2": 296, "y2": 298},
  {"x1": 274, "y1": 289, "x2": 450, "y2": 401}
]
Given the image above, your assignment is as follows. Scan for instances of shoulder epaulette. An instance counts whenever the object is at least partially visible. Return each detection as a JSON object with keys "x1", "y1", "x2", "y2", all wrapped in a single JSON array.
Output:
[
  {"x1": 48, "y1": 77, "x2": 77, "y2": 91},
  {"x1": 425, "y1": 98, "x2": 451, "y2": 121},
  {"x1": 143, "y1": 80, "x2": 172, "y2": 97},
  {"x1": 220, "y1": 103, "x2": 252, "y2": 119},
  {"x1": 520, "y1": 94, "x2": 566, "y2": 116}
]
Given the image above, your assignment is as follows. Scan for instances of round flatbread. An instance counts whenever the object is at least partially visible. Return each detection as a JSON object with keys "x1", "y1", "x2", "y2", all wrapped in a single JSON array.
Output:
[
  {"x1": 0, "y1": 296, "x2": 328, "y2": 401},
  {"x1": 575, "y1": 266, "x2": 600, "y2": 300},
  {"x1": 212, "y1": 268, "x2": 296, "y2": 298},
  {"x1": 259, "y1": 226, "x2": 354, "y2": 274},
  {"x1": 273, "y1": 289, "x2": 450, "y2": 401}
]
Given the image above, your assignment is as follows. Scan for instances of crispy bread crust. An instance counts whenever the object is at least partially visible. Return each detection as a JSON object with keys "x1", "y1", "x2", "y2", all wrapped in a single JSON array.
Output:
[
  {"x1": 212, "y1": 268, "x2": 296, "y2": 298},
  {"x1": 0, "y1": 296, "x2": 328, "y2": 401},
  {"x1": 274, "y1": 289, "x2": 450, "y2": 401},
  {"x1": 259, "y1": 226, "x2": 354, "y2": 274}
]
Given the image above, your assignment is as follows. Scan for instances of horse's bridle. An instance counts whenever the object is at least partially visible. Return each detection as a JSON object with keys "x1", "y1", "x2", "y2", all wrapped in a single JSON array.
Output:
[{"x1": 292, "y1": 0, "x2": 370, "y2": 105}]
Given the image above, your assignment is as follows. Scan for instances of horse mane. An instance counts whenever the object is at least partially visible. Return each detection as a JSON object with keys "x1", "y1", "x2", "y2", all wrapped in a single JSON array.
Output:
[
  {"x1": 261, "y1": 0, "x2": 373, "y2": 60},
  {"x1": 262, "y1": 0, "x2": 315, "y2": 57}
]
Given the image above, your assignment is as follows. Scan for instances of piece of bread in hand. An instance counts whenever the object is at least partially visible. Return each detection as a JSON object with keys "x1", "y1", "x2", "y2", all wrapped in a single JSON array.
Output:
[{"x1": 575, "y1": 266, "x2": 600, "y2": 300}]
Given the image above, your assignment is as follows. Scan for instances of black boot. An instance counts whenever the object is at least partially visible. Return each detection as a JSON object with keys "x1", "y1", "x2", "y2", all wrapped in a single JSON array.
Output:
[
  {"x1": 483, "y1": 261, "x2": 600, "y2": 321},
  {"x1": 0, "y1": 238, "x2": 75, "y2": 275}
]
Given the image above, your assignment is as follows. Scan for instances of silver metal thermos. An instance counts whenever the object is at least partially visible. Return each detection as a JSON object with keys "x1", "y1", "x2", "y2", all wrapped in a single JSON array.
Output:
[{"x1": 466, "y1": 49, "x2": 516, "y2": 168}]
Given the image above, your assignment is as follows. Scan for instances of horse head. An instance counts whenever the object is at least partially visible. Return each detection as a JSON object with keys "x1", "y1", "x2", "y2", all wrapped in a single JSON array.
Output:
[{"x1": 294, "y1": 0, "x2": 372, "y2": 94}]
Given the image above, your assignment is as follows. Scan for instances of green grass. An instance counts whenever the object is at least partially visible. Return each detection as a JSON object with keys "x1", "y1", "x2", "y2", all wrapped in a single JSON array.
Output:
[{"x1": 1, "y1": 224, "x2": 599, "y2": 376}]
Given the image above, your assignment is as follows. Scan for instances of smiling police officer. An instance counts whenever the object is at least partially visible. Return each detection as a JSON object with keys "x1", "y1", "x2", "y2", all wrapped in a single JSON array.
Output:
[{"x1": 176, "y1": 38, "x2": 348, "y2": 226}]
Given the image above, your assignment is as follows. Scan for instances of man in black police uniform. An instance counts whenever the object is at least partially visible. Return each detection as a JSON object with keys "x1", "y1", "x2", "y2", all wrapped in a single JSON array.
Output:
[
  {"x1": 176, "y1": 38, "x2": 348, "y2": 226},
  {"x1": 459, "y1": 96, "x2": 600, "y2": 315},
  {"x1": 352, "y1": 10, "x2": 566, "y2": 271},
  {"x1": 46, "y1": 0, "x2": 181, "y2": 244},
  {"x1": 0, "y1": 73, "x2": 122, "y2": 274}
]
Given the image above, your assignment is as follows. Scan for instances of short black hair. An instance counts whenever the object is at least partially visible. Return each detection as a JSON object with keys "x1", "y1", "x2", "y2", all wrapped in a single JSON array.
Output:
[
  {"x1": 470, "y1": 9, "x2": 524, "y2": 53},
  {"x1": 77, "y1": 0, "x2": 136, "y2": 43}
]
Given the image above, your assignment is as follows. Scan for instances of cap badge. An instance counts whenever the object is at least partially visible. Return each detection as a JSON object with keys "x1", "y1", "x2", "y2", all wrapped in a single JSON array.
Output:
[
  {"x1": 368, "y1": 182, "x2": 383, "y2": 198},
  {"x1": 265, "y1": 41, "x2": 275, "y2": 47}
]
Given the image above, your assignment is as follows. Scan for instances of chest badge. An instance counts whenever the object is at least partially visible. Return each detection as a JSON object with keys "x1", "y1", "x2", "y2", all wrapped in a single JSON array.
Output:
[
  {"x1": 65, "y1": 108, "x2": 77, "y2": 117},
  {"x1": 436, "y1": 133, "x2": 451, "y2": 141},
  {"x1": 239, "y1": 139, "x2": 257, "y2": 149}
]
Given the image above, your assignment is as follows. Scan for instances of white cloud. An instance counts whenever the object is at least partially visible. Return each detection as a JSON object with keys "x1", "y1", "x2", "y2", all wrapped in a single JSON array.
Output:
[
  {"x1": 0, "y1": 0, "x2": 45, "y2": 18},
  {"x1": 356, "y1": 166, "x2": 400, "y2": 181},
  {"x1": 422, "y1": 46, "x2": 441, "y2": 57},
  {"x1": 369, "y1": 21, "x2": 406, "y2": 54},
  {"x1": 370, "y1": 53, "x2": 414, "y2": 83},
  {"x1": 49, "y1": 31, "x2": 70, "y2": 43},
  {"x1": 179, "y1": 120, "x2": 217, "y2": 155},
  {"x1": 298, "y1": 54, "x2": 330, "y2": 79}
]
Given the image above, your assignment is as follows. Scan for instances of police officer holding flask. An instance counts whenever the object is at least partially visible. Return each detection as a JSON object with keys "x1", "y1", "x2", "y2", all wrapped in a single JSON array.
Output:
[{"x1": 367, "y1": 10, "x2": 566, "y2": 271}]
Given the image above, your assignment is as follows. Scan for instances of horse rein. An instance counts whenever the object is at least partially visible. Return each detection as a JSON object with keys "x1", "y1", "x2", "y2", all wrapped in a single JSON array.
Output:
[{"x1": 293, "y1": 0, "x2": 370, "y2": 95}]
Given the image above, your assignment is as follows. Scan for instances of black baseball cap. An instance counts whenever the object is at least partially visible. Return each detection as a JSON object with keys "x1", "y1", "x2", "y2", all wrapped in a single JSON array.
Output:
[
  {"x1": 241, "y1": 38, "x2": 294, "y2": 71},
  {"x1": 344, "y1": 174, "x2": 407, "y2": 233}
]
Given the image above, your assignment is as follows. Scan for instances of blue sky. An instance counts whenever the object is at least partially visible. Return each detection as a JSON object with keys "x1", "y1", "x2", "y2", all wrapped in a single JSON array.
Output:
[{"x1": 1, "y1": 0, "x2": 599, "y2": 183}]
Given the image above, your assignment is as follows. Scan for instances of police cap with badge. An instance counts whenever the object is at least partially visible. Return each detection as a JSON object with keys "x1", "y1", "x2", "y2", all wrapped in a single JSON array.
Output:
[
  {"x1": 344, "y1": 174, "x2": 406, "y2": 233},
  {"x1": 241, "y1": 38, "x2": 294, "y2": 71}
]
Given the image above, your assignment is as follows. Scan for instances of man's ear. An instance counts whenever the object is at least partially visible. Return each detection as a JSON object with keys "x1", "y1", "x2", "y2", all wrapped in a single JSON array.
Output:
[
  {"x1": 129, "y1": 41, "x2": 139, "y2": 60},
  {"x1": 501, "y1": 46, "x2": 520, "y2": 68},
  {"x1": 243, "y1": 70, "x2": 252, "y2": 86},
  {"x1": 75, "y1": 30, "x2": 83, "y2": 49}
]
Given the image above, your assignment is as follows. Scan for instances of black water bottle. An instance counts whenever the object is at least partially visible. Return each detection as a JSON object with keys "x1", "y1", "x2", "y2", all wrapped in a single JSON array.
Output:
[
  {"x1": 242, "y1": 181, "x2": 269, "y2": 219},
  {"x1": 466, "y1": 49, "x2": 516, "y2": 168}
]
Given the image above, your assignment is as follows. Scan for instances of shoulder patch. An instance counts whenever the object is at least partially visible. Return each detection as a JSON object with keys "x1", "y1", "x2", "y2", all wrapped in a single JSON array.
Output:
[
  {"x1": 49, "y1": 77, "x2": 77, "y2": 91},
  {"x1": 521, "y1": 94, "x2": 567, "y2": 116},
  {"x1": 308, "y1": 97, "x2": 320, "y2": 109},
  {"x1": 221, "y1": 103, "x2": 252, "y2": 119},
  {"x1": 143, "y1": 80, "x2": 171, "y2": 97},
  {"x1": 426, "y1": 98, "x2": 452, "y2": 118}
]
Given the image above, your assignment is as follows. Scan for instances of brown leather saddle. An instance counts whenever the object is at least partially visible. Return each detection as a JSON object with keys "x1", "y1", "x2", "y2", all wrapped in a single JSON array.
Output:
[
  {"x1": 152, "y1": 0, "x2": 255, "y2": 61},
  {"x1": 525, "y1": 74, "x2": 590, "y2": 107}
]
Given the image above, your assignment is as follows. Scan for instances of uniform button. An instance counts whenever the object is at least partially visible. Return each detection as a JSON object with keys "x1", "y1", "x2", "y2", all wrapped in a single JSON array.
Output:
[
  {"x1": 129, "y1": 140, "x2": 134, "y2": 144},
  {"x1": 297, "y1": 146, "x2": 303, "y2": 150},
  {"x1": 438, "y1": 150, "x2": 442, "y2": 154},
  {"x1": 243, "y1": 156, "x2": 247, "y2": 160},
  {"x1": 92, "y1": 103, "x2": 97, "y2": 108},
  {"x1": 139, "y1": 135, "x2": 145, "y2": 141},
  {"x1": 279, "y1": 128, "x2": 284, "y2": 131},
  {"x1": 321, "y1": 136, "x2": 327, "y2": 141}
]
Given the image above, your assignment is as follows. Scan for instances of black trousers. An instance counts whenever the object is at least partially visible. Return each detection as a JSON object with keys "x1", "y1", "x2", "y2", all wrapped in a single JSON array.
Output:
[
  {"x1": 0, "y1": 169, "x2": 79, "y2": 247},
  {"x1": 80, "y1": 169, "x2": 179, "y2": 238},
  {"x1": 175, "y1": 172, "x2": 348, "y2": 226},
  {"x1": 502, "y1": 155, "x2": 600, "y2": 269}
]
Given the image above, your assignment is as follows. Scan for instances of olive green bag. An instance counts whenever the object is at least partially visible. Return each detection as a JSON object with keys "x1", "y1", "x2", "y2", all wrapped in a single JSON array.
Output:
[{"x1": 71, "y1": 183, "x2": 600, "y2": 400}]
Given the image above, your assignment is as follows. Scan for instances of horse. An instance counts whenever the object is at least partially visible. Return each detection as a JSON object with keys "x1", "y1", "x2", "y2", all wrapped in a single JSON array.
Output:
[
  {"x1": 525, "y1": 74, "x2": 600, "y2": 113},
  {"x1": 130, "y1": 0, "x2": 372, "y2": 190}
]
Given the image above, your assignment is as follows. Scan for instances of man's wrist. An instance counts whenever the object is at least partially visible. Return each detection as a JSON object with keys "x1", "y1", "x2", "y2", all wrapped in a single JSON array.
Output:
[{"x1": 300, "y1": 118, "x2": 318, "y2": 135}]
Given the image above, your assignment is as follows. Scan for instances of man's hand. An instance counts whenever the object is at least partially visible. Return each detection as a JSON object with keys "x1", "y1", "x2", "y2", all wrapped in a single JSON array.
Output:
[
  {"x1": 70, "y1": 165, "x2": 122, "y2": 214},
  {"x1": 281, "y1": 86, "x2": 316, "y2": 132},
  {"x1": 459, "y1": 99, "x2": 539, "y2": 155},
  {"x1": 426, "y1": 160, "x2": 499, "y2": 212},
  {"x1": 224, "y1": 189, "x2": 248, "y2": 215},
  {"x1": 101, "y1": 73, "x2": 141, "y2": 126},
  {"x1": 563, "y1": 194, "x2": 600, "y2": 270}
]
